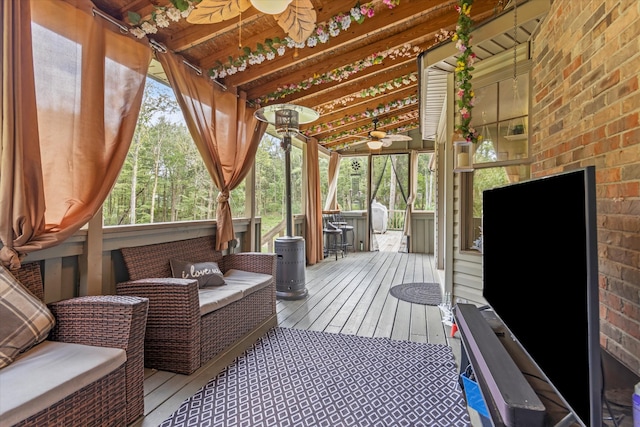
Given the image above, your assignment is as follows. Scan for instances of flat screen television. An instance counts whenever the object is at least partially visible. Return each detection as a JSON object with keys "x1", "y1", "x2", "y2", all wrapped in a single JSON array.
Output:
[{"x1": 482, "y1": 166, "x2": 602, "y2": 426}]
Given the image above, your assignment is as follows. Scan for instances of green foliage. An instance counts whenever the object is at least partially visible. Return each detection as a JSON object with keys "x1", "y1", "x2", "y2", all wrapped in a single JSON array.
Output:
[
  {"x1": 127, "y1": 11, "x2": 141, "y2": 25},
  {"x1": 472, "y1": 167, "x2": 509, "y2": 218},
  {"x1": 169, "y1": 0, "x2": 192, "y2": 12},
  {"x1": 104, "y1": 78, "x2": 436, "y2": 243}
]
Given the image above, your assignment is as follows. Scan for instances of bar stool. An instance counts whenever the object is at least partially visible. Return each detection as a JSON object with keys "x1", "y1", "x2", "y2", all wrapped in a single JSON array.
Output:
[
  {"x1": 333, "y1": 212, "x2": 354, "y2": 254},
  {"x1": 323, "y1": 215, "x2": 344, "y2": 260}
]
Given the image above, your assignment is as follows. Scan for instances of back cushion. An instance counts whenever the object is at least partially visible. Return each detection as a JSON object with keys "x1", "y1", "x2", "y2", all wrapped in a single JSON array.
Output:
[
  {"x1": 120, "y1": 236, "x2": 223, "y2": 280},
  {"x1": 0, "y1": 265, "x2": 55, "y2": 369}
]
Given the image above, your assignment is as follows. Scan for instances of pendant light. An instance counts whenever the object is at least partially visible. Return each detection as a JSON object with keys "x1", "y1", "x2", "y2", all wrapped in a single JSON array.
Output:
[{"x1": 250, "y1": 0, "x2": 292, "y2": 15}]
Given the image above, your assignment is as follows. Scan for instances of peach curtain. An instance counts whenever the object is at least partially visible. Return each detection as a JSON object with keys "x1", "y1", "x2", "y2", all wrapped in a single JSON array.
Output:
[
  {"x1": 323, "y1": 152, "x2": 340, "y2": 211},
  {"x1": 156, "y1": 51, "x2": 267, "y2": 250},
  {"x1": 304, "y1": 138, "x2": 324, "y2": 264},
  {"x1": 0, "y1": 0, "x2": 150, "y2": 269}
]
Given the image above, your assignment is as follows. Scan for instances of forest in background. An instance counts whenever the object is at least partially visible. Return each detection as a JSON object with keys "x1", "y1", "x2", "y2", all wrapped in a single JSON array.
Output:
[{"x1": 103, "y1": 78, "x2": 438, "y2": 241}]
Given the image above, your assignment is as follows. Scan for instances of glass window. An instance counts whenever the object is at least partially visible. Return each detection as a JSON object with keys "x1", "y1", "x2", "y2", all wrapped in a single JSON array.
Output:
[
  {"x1": 415, "y1": 153, "x2": 435, "y2": 211},
  {"x1": 462, "y1": 165, "x2": 531, "y2": 252},
  {"x1": 319, "y1": 153, "x2": 329, "y2": 209},
  {"x1": 255, "y1": 133, "x2": 285, "y2": 236},
  {"x1": 104, "y1": 77, "x2": 217, "y2": 225},
  {"x1": 459, "y1": 72, "x2": 531, "y2": 252},
  {"x1": 337, "y1": 156, "x2": 368, "y2": 211},
  {"x1": 290, "y1": 144, "x2": 303, "y2": 215},
  {"x1": 471, "y1": 73, "x2": 529, "y2": 165}
]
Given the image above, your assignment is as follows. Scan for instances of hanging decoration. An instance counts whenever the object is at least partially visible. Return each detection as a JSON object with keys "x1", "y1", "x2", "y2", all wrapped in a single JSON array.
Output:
[
  {"x1": 252, "y1": 44, "x2": 420, "y2": 105},
  {"x1": 314, "y1": 72, "x2": 418, "y2": 114},
  {"x1": 305, "y1": 94, "x2": 418, "y2": 135},
  {"x1": 452, "y1": 0, "x2": 479, "y2": 144},
  {"x1": 320, "y1": 111, "x2": 419, "y2": 148},
  {"x1": 126, "y1": 1, "x2": 401, "y2": 82}
]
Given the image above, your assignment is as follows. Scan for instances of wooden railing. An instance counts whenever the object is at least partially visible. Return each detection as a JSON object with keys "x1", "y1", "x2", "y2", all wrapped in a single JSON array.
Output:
[
  {"x1": 9, "y1": 212, "x2": 434, "y2": 302},
  {"x1": 387, "y1": 209, "x2": 406, "y2": 230},
  {"x1": 11, "y1": 219, "x2": 257, "y2": 303},
  {"x1": 261, "y1": 219, "x2": 286, "y2": 252},
  {"x1": 259, "y1": 214, "x2": 307, "y2": 252}
]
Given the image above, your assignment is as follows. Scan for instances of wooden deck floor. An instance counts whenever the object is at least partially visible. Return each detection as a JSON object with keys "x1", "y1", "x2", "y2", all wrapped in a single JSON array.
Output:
[{"x1": 136, "y1": 232, "x2": 467, "y2": 426}]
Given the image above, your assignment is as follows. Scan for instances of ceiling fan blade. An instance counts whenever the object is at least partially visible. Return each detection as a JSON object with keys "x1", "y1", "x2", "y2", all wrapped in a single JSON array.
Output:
[
  {"x1": 348, "y1": 138, "x2": 370, "y2": 148},
  {"x1": 381, "y1": 138, "x2": 393, "y2": 147},
  {"x1": 275, "y1": 0, "x2": 316, "y2": 44},
  {"x1": 384, "y1": 134, "x2": 412, "y2": 141},
  {"x1": 186, "y1": 0, "x2": 251, "y2": 24}
]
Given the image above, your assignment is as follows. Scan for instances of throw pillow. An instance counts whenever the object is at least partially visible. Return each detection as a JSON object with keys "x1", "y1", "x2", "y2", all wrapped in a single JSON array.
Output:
[
  {"x1": 0, "y1": 265, "x2": 55, "y2": 369},
  {"x1": 170, "y1": 259, "x2": 226, "y2": 288}
]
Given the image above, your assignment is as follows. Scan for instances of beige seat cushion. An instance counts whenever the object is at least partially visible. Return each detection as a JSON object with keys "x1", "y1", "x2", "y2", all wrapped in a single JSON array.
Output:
[
  {"x1": 198, "y1": 288, "x2": 243, "y2": 315},
  {"x1": 0, "y1": 340, "x2": 126, "y2": 426},
  {"x1": 223, "y1": 269, "x2": 273, "y2": 297}
]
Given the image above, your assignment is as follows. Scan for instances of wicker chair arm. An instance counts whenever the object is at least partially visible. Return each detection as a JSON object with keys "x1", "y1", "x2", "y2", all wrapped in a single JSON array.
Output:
[
  {"x1": 48, "y1": 295, "x2": 148, "y2": 351},
  {"x1": 48, "y1": 295, "x2": 149, "y2": 424},
  {"x1": 223, "y1": 252, "x2": 277, "y2": 276},
  {"x1": 116, "y1": 278, "x2": 200, "y2": 328}
]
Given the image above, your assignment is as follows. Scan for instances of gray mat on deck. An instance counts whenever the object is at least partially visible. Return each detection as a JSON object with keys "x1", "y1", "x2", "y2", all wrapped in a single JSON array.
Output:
[
  {"x1": 159, "y1": 327, "x2": 469, "y2": 427},
  {"x1": 390, "y1": 282, "x2": 442, "y2": 305}
]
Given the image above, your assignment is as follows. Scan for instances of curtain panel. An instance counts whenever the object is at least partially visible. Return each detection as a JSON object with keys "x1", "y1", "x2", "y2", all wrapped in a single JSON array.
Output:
[
  {"x1": 403, "y1": 150, "x2": 418, "y2": 252},
  {"x1": 323, "y1": 152, "x2": 340, "y2": 211},
  {"x1": 304, "y1": 138, "x2": 323, "y2": 264},
  {"x1": 156, "y1": 51, "x2": 267, "y2": 250},
  {"x1": 0, "y1": 0, "x2": 150, "y2": 268}
]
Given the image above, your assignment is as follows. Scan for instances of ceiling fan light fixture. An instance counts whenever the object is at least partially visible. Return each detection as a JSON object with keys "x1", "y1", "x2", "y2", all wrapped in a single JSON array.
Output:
[
  {"x1": 367, "y1": 139, "x2": 384, "y2": 150},
  {"x1": 370, "y1": 130, "x2": 387, "y2": 139},
  {"x1": 250, "y1": 0, "x2": 292, "y2": 15}
]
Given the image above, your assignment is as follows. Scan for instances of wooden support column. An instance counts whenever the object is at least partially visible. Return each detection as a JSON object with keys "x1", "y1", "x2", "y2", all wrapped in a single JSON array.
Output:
[{"x1": 79, "y1": 211, "x2": 103, "y2": 296}]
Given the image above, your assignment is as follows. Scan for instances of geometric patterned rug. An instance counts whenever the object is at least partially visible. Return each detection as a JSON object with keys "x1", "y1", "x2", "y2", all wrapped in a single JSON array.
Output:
[
  {"x1": 390, "y1": 282, "x2": 443, "y2": 306},
  {"x1": 159, "y1": 327, "x2": 470, "y2": 427}
]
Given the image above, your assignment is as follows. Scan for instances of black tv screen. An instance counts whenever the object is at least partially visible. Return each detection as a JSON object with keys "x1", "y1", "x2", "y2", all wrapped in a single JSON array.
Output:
[{"x1": 482, "y1": 166, "x2": 601, "y2": 426}]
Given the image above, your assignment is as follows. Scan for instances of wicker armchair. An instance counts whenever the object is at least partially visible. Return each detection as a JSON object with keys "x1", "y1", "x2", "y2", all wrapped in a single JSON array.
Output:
[
  {"x1": 7, "y1": 262, "x2": 148, "y2": 426},
  {"x1": 116, "y1": 236, "x2": 277, "y2": 375}
]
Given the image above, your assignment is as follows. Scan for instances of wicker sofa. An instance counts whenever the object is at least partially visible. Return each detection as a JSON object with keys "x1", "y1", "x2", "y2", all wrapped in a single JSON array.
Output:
[
  {"x1": 0, "y1": 262, "x2": 149, "y2": 427},
  {"x1": 116, "y1": 236, "x2": 277, "y2": 375}
]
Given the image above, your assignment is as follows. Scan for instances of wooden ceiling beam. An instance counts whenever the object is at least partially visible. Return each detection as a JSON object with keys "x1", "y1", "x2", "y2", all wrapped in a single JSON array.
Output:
[
  {"x1": 199, "y1": 0, "x2": 456, "y2": 77},
  {"x1": 282, "y1": 61, "x2": 417, "y2": 107},
  {"x1": 301, "y1": 86, "x2": 418, "y2": 135},
  {"x1": 313, "y1": 102, "x2": 418, "y2": 142}
]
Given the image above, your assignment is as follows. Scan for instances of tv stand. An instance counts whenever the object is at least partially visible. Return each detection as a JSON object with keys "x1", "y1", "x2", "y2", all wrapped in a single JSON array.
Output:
[{"x1": 454, "y1": 303, "x2": 582, "y2": 427}]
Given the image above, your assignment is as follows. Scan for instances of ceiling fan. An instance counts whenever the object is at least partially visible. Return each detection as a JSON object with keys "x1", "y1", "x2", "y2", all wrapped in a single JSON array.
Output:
[
  {"x1": 350, "y1": 118, "x2": 413, "y2": 150},
  {"x1": 186, "y1": 0, "x2": 316, "y2": 44}
]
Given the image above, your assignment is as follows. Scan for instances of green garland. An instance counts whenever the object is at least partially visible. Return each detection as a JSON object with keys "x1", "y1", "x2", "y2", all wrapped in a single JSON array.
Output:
[{"x1": 453, "y1": 0, "x2": 479, "y2": 143}]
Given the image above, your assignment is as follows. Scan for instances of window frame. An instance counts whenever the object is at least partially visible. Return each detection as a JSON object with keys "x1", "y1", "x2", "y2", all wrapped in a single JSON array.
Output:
[{"x1": 459, "y1": 55, "x2": 532, "y2": 253}]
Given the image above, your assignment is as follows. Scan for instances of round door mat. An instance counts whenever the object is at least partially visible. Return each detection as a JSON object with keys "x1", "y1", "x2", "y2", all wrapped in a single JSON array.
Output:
[{"x1": 389, "y1": 282, "x2": 442, "y2": 305}]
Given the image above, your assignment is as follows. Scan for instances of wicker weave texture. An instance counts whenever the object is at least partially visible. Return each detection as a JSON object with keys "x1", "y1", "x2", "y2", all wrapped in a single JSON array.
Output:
[
  {"x1": 9, "y1": 262, "x2": 44, "y2": 301},
  {"x1": 117, "y1": 278, "x2": 201, "y2": 374},
  {"x1": 6, "y1": 263, "x2": 149, "y2": 426},
  {"x1": 12, "y1": 365, "x2": 127, "y2": 427},
  {"x1": 200, "y1": 283, "x2": 276, "y2": 363},
  {"x1": 121, "y1": 236, "x2": 223, "y2": 280},
  {"x1": 224, "y1": 252, "x2": 277, "y2": 276},
  {"x1": 118, "y1": 237, "x2": 277, "y2": 375}
]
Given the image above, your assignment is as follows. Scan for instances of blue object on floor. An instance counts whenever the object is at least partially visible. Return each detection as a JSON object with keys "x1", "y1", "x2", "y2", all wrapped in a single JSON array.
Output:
[{"x1": 461, "y1": 370, "x2": 490, "y2": 419}]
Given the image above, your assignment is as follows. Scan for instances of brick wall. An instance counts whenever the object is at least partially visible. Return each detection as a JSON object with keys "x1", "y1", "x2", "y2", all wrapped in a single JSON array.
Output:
[{"x1": 530, "y1": 0, "x2": 640, "y2": 374}]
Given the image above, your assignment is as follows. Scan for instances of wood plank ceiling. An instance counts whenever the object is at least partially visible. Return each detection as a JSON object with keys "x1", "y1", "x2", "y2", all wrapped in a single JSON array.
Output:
[{"x1": 90, "y1": 0, "x2": 507, "y2": 153}]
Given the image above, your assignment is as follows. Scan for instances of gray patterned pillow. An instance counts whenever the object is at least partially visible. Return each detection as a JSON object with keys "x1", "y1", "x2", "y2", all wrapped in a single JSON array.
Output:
[
  {"x1": 170, "y1": 259, "x2": 226, "y2": 288},
  {"x1": 0, "y1": 265, "x2": 55, "y2": 369}
]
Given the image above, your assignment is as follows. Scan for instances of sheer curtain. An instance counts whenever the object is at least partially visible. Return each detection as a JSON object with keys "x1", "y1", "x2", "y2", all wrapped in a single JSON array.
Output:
[
  {"x1": 0, "y1": 0, "x2": 150, "y2": 269},
  {"x1": 156, "y1": 50, "x2": 267, "y2": 250},
  {"x1": 305, "y1": 138, "x2": 323, "y2": 264},
  {"x1": 323, "y1": 152, "x2": 340, "y2": 211},
  {"x1": 403, "y1": 150, "x2": 419, "y2": 252}
]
